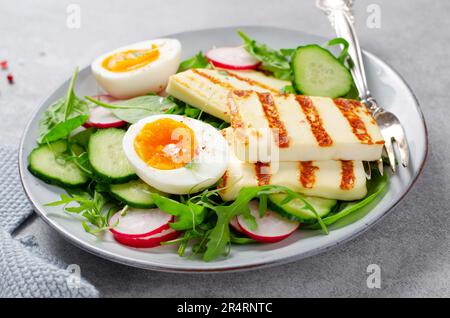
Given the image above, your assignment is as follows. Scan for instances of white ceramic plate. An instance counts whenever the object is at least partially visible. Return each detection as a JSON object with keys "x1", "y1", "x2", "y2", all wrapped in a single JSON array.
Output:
[{"x1": 19, "y1": 26, "x2": 428, "y2": 272}]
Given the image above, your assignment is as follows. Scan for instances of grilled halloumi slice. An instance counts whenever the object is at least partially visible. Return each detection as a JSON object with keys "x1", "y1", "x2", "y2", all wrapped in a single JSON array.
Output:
[
  {"x1": 228, "y1": 90, "x2": 384, "y2": 162},
  {"x1": 166, "y1": 68, "x2": 290, "y2": 121},
  {"x1": 219, "y1": 129, "x2": 367, "y2": 201}
]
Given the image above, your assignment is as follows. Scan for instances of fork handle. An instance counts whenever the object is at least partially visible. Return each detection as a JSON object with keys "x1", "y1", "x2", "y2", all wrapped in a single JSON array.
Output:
[
  {"x1": 324, "y1": 5, "x2": 384, "y2": 115},
  {"x1": 331, "y1": 10, "x2": 370, "y2": 99}
]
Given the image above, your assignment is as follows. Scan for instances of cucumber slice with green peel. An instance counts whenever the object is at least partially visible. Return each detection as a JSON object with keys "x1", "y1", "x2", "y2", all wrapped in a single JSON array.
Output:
[
  {"x1": 88, "y1": 128, "x2": 136, "y2": 183},
  {"x1": 110, "y1": 179, "x2": 169, "y2": 209},
  {"x1": 268, "y1": 193, "x2": 337, "y2": 224},
  {"x1": 28, "y1": 140, "x2": 89, "y2": 187},
  {"x1": 291, "y1": 45, "x2": 353, "y2": 98}
]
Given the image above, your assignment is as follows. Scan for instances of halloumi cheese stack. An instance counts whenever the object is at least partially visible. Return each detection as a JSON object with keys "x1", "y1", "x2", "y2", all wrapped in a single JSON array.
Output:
[
  {"x1": 219, "y1": 129, "x2": 367, "y2": 201},
  {"x1": 167, "y1": 69, "x2": 381, "y2": 202},
  {"x1": 166, "y1": 68, "x2": 290, "y2": 121},
  {"x1": 228, "y1": 90, "x2": 384, "y2": 162}
]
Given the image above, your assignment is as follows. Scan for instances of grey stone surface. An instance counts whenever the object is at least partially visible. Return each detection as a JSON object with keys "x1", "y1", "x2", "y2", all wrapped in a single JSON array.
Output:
[{"x1": 1, "y1": 0, "x2": 449, "y2": 297}]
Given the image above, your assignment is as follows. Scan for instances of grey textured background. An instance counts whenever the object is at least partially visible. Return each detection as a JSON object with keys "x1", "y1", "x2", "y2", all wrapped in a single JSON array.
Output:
[{"x1": 1, "y1": 0, "x2": 449, "y2": 297}]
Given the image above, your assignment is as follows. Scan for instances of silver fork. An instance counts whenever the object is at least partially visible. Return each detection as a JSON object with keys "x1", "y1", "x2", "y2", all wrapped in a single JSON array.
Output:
[{"x1": 316, "y1": 0, "x2": 409, "y2": 173}]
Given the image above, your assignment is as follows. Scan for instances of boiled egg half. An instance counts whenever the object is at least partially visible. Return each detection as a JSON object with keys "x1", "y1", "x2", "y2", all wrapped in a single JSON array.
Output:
[
  {"x1": 91, "y1": 39, "x2": 181, "y2": 99},
  {"x1": 123, "y1": 114, "x2": 229, "y2": 194}
]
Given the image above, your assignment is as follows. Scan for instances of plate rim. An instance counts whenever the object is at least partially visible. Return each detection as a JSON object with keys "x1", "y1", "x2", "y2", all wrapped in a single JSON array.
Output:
[{"x1": 18, "y1": 25, "x2": 428, "y2": 273}]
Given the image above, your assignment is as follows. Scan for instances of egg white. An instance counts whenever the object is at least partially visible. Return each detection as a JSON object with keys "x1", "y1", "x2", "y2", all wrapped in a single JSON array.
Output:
[
  {"x1": 123, "y1": 114, "x2": 229, "y2": 194},
  {"x1": 91, "y1": 39, "x2": 181, "y2": 99}
]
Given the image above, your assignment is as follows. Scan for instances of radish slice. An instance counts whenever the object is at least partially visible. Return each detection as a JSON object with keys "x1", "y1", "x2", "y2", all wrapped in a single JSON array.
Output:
[
  {"x1": 206, "y1": 47, "x2": 261, "y2": 70},
  {"x1": 84, "y1": 94, "x2": 126, "y2": 128},
  {"x1": 84, "y1": 107, "x2": 126, "y2": 128},
  {"x1": 229, "y1": 217, "x2": 244, "y2": 234},
  {"x1": 109, "y1": 208, "x2": 173, "y2": 239},
  {"x1": 237, "y1": 201, "x2": 300, "y2": 243},
  {"x1": 113, "y1": 228, "x2": 180, "y2": 248}
]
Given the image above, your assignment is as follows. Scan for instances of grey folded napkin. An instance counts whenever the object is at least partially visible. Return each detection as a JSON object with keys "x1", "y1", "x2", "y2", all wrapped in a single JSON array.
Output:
[{"x1": 0, "y1": 146, "x2": 98, "y2": 298}]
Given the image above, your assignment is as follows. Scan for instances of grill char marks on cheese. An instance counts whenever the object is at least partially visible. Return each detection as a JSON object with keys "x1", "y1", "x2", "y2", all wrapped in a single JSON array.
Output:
[
  {"x1": 227, "y1": 91, "x2": 246, "y2": 129},
  {"x1": 299, "y1": 161, "x2": 319, "y2": 189},
  {"x1": 256, "y1": 92, "x2": 290, "y2": 148},
  {"x1": 192, "y1": 69, "x2": 282, "y2": 95},
  {"x1": 255, "y1": 162, "x2": 271, "y2": 186},
  {"x1": 224, "y1": 70, "x2": 280, "y2": 94},
  {"x1": 334, "y1": 98, "x2": 375, "y2": 145},
  {"x1": 219, "y1": 170, "x2": 228, "y2": 189},
  {"x1": 191, "y1": 69, "x2": 234, "y2": 90},
  {"x1": 340, "y1": 160, "x2": 356, "y2": 190},
  {"x1": 295, "y1": 95, "x2": 333, "y2": 147}
]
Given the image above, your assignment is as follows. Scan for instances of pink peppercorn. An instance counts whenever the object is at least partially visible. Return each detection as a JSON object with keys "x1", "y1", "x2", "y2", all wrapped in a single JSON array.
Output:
[{"x1": 7, "y1": 73, "x2": 14, "y2": 84}]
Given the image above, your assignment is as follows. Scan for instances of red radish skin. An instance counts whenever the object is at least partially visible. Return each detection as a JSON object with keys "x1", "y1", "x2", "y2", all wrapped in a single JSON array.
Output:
[
  {"x1": 84, "y1": 94, "x2": 126, "y2": 128},
  {"x1": 229, "y1": 217, "x2": 244, "y2": 234},
  {"x1": 206, "y1": 47, "x2": 261, "y2": 70},
  {"x1": 237, "y1": 201, "x2": 300, "y2": 243},
  {"x1": 109, "y1": 208, "x2": 173, "y2": 239},
  {"x1": 113, "y1": 228, "x2": 180, "y2": 248}
]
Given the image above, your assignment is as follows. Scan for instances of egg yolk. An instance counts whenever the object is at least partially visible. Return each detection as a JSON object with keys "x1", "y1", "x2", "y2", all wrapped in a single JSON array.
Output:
[
  {"x1": 102, "y1": 44, "x2": 160, "y2": 72},
  {"x1": 134, "y1": 118, "x2": 197, "y2": 170}
]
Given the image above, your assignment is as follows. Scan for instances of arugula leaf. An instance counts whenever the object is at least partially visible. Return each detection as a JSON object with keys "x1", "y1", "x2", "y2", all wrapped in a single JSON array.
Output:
[
  {"x1": 38, "y1": 67, "x2": 89, "y2": 143},
  {"x1": 85, "y1": 95, "x2": 176, "y2": 123},
  {"x1": 202, "y1": 207, "x2": 230, "y2": 261},
  {"x1": 258, "y1": 194, "x2": 268, "y2": 218},
  {"x1": 230, "y1": 233, "x2": 257, "y2": 245},
  {"x1": 280, "y1": 48, "x2": 296, "y2": 59},
  {"x1": 203, "y1": 185, "x2": 324, "y2": 261},
  {"x1": 280, "y1": 85, "x2": 296, "y2": 94},
  {"x1": 177, "y1": 51, "x2": 210, "y2": 73},
  {"x1": 46, "y1": 189, "x2": 111, "y2": 234},
  {"x1": 324, "y1": 37, "x2": 350, "y2": 64},
  {"x1": 184, "y1": 104, "x2": 201, "y2": 118},
  {"x1": 68, "y1": 144, "x2": 93, "y2": 175},
  {"x1": 40, "y1": 114, "x2": 88, "y2": 144},
  {"x1": 238, "y1": 30, "x2": 291, "y2": 80},
  {"x1": 150, "y1": 193, "x2": 206, "y2": 231}
]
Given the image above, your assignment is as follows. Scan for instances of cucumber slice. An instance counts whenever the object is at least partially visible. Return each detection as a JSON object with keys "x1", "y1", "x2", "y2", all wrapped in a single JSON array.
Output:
[
  {"x1": 88, "y1": 128, "x2": 136, "y2": 183},
  {"x1": 268, "y1": 193, "x2": 337, "y2": 224},
  {"x1": 110, "y1": 179, "x2": 169, "y2": 209},
  {"x1": 28, "y1": 140, "x2": 89, "y2": 187},
  {"x1": 292, "y1": 45, "x2": 353, "y2": 98}
]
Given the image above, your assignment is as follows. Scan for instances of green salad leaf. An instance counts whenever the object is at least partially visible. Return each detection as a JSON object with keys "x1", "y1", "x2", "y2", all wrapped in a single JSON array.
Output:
[
  {"x1": 46, "y1": 189, "x2": 111, "y2": 234},
  {"x1": 202, "y1": 185, "x2": 325, "y2": 262},
  {"x1": 151, "y1": 194, "x2": 207, "y2": 231},
  {"x1": 325, "y1": 37, "x2": 350, "y2": 64},
  {"x1": 280, "y1": 85, "x2": 296, "y2": 94},
  {"x1": 85, "y1": 95, "x2": 177, "y2": 124},
  {"x1": 40, "y1": 114, "x2": 88, "y2": 144},
  {"x1": 38, "y1": 67, "x2": 89, "y2": 143},
  {"x1": 230, "y1": 234, "x2": 257, "y2": 245},
  {"x1": 238, "y1": 30, "x2": 291, "y2": 80},
  {"x1": 177, "y1": 51, "x2": 211, "y2": 73}
]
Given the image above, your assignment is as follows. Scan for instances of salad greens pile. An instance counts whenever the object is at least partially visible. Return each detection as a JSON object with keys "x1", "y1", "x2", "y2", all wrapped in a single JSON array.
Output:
[
  {"x1": 39, "y1": 67, "x2": 89, "y2": 144},
  {"x1": 238, "y1": 31, "x2": 359, "y2": 99},
  {"x1": 30, "y1": 30, "x2": 389, "y2": 262},
  {"x1": 238, "y1": 31, "x2": 293, "y2": 80}
]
